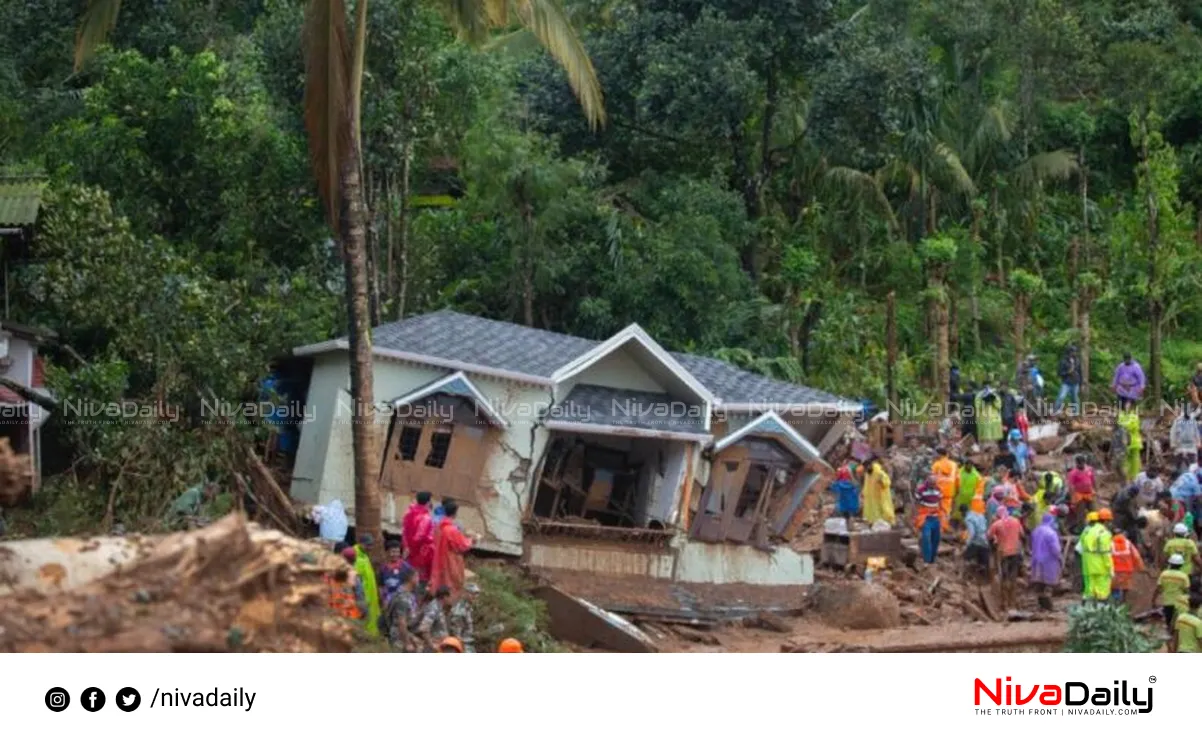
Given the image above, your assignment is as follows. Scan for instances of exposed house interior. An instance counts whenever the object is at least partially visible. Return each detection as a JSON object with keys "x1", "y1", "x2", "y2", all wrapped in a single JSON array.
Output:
[{"x1": 528, "y1": 432, "x2": 688, "y2": 543}]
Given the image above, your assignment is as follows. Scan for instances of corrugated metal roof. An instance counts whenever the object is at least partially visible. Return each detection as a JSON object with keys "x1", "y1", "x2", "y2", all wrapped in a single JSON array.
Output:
[{"x1": 0, "y1": 180, "x2": 47, "y2": 226}]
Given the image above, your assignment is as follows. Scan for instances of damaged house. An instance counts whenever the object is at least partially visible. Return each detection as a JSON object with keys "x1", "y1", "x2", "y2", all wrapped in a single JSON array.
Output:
[{"x1": 290, "y1": 310, "x2": 857, "y2": 586}]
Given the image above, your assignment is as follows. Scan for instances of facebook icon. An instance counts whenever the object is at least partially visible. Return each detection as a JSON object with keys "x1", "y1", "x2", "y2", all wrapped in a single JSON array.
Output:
[{"x1": 80, "y1": 687, "x2": 106, "y2": 712}]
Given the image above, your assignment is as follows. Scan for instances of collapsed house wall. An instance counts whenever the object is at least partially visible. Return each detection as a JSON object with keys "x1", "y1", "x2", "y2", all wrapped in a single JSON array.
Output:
[
  {"x1": 674, "y1": 541, "x2": 814, "y2": 585},
  {"x1": 290, "y1": 354, "x2": 550, "y2": 555}
]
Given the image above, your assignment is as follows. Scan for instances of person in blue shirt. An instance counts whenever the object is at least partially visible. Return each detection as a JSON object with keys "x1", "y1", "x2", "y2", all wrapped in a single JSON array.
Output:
[
  {"x1": 829, "y1": 466, "x2": 860, "y2": 523},
  {"x1": 1008, "y1": 429, "x2": 1031, "y2": 477}
]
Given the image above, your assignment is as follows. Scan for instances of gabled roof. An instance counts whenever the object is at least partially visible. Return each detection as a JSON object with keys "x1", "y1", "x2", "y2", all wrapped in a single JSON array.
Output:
[
  {"x1": 546, "y1": 384, "x2": 708, "y2": 437},
  {"x1": 294, "y1": 310, "x2": 856, "y2": 411},
  {"x1": 388, "y1": 371, "x2": 508, "y2": 428},
  {"x1": 712, "y1": 411, "x2": 824, "y2": 465},
  {"x1": 0, "y1": 179, "x2": 46, "y2": 227}
]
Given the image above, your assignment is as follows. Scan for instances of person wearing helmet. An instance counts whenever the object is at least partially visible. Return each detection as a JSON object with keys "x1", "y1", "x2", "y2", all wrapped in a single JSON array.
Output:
[
  {"x1": 1078, "y1": 507, "x2": 1114, "y2": 601},
  {"x1": 1163, "y1": 522, "x2": 1201, "y2": 575},
  {"x1": 438, "y1": 636, "x2": 465, "y2": 653},
  {"x1": 498, "y1": 638, "x2": 524, "y2": 653},
  {"x1": 1156, "y1": 552, "x2": 1191, "y2": 651}
]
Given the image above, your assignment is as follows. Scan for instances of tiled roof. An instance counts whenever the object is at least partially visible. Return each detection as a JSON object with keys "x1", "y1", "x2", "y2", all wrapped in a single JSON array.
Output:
[
  {"x1": 0, "y1": 180, "x2": 46, "y2": 226},
  {"x1": 340, "y1": 310, "x2": 853, "y2": 408},
  {"x1": 546, "y1": 384, "x2": 708, "y2": 434}
]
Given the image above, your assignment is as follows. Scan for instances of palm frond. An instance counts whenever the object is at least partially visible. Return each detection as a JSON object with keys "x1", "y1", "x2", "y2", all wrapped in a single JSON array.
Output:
[
  {"x1": 824, "y1": 166, "x2": 899, "y2": 232},
  {"x1": 967, "y1": 103, "x2": 1011, "y2": 167},
  {"x1": 1013, "y1": 150, "x2": 1079, "y2": 189},
  {"x1": 302, "y1": 0, "x2": 354, "y2": 229},
  {"x1": 513, "y1": 0, "x2": 605, "y2": 129},
  {"x1": 74, "y1": 0, "x2": 123, "y2": 71},
  {"x1": 932, "y1": 142, "x2": 976, "y2": 196}
]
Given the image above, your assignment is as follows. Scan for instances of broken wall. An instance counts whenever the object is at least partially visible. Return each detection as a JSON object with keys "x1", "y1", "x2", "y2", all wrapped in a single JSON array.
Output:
[
  {"x1": 291, "y1": 353, "x2": 552, "y2": 555},
  {"x1": 674, "y1": 540, "x2": 814, "y2": 585}
]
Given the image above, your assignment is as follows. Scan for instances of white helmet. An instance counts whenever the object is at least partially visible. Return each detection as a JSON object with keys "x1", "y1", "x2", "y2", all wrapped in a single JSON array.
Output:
[
  {"x1": 1170, "y1": 553, "x2": 1186, "y2": 566},
  {"x1": 1175, "y1": 523, "x2": 1189, "y2": 537}
]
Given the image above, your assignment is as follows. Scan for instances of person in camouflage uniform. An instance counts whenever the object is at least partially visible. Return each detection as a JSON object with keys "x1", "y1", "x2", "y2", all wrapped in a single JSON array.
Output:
[
  {"x1": 448, "y1": 583, "x2": 479, "y2": 653},
  {"x1": 417, "y1": 585, "x2": 454, "y2": 652},
  {"x1": 382, "y1": 565, "x2": 420, "y2": 651}
]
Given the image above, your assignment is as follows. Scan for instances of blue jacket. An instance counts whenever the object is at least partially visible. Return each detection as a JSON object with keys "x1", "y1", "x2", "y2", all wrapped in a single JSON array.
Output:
[
  {"x1": 830, "y1": 480, "x2": 860, "y2": 515},
  {"x1": 1171, "y1": 472, "x2": 1202, "y2": 501}
]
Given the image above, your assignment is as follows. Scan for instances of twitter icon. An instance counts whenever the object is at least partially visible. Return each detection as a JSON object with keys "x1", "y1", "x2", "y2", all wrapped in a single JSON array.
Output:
[{"x1": 116, "y1": 687, "x2": 141, "y2": 712}]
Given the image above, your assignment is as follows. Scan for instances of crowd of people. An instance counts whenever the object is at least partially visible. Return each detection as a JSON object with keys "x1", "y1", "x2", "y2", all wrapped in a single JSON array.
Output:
[
  {"x1": 834, "y1": 346, "x2": 1202, "y2": 652},
  {"x1": 321, "y1": 491, "x2": 526, "y2": 653}
]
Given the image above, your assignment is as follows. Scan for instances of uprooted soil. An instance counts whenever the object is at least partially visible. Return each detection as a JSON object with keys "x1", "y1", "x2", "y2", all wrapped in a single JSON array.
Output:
[{"x1": 0, "y1": 513, "x2": 355, "y2": 652}]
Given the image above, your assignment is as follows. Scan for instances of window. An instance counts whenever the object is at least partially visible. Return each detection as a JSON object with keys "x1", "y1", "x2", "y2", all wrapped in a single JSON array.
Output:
[
  {"x1": 398, "y1": 426, "x2": 422, "y2": 461},
  {"x1": 425, "y1": 427, "x2": 454, "y2": 469}
]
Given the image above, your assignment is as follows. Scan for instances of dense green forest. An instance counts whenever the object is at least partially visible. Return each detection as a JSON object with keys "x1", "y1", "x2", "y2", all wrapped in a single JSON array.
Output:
[{"x1": 3, "y1": 0, "x2": 1202, "y2": 530}]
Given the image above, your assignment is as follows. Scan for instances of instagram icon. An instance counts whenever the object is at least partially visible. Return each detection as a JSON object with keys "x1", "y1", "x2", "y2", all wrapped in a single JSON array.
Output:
[{"x1": 45, "y1": 687, "x2": 70, "y2": 712}]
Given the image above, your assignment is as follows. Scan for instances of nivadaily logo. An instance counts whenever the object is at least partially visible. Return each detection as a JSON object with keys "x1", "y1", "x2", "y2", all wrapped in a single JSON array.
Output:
[{"x1": 974, "y1": 677, "x2": 1153, "y2": 715}]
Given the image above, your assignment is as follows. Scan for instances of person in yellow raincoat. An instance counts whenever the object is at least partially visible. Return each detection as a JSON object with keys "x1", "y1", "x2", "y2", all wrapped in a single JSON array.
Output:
[
  {"x1": 931, "y1": 447, "x2": 959, "y2": 531},
  {"x1": 862, "y1": 457, "x2": 895, "y2": 525},
  {"x1": 1078, "y1": 509, "x2": 1114, "y2": 601},
  {"x1": 975, "y1": 384, "x2": 1003, "y2": 443},
  {"x1": 1118, "y1": 404, "x2": 1143, "y2": 483},
  {"x1": 1028, "y1": 471, "x2": 1064, "y2": 530}
]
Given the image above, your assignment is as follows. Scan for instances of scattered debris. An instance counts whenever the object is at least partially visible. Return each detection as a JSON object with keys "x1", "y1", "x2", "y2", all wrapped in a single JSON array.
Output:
[{"x1": 0, "y1": 513, "x2": 354, "y2": 652}]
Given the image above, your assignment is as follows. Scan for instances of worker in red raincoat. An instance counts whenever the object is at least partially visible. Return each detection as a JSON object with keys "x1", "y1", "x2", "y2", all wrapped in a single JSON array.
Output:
[{"x1": 430, "y1": 499, "x2": 476, "y2": 594}]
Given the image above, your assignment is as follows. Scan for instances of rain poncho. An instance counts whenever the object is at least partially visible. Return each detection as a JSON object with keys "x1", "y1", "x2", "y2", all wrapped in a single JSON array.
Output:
[
  {"x1": 956, "y1": 466, "x2": 984, "y2": 513},
  {"x1": 931, "y1": 456, "x2": 959, "y2": 522},
  {"x1": 1171, "y1": 416, "x2": 1201, "y2": 455},
  {"x1": 1079, "y1": 523, "x2": 1114, "y2": 600},
  {"x1": 316, "y1": 500, "x2": 349, "y2": 543},
  {"x1": 1030, "y1": 513, "x2": 1062, "y2": 586},
  {"x1": 862, "y1": 463, "x2": 895, "y2": 525},
  {"x1": 975, "y1": 389, "x2": 1003, "y2": 443},
  {"x1": 353, "y1": 544, "x2": 382, "y2": 637},
  {"x1": 1112, "y1": 361, "x2": 1146, "y2": 400},
  {"x1": 1118, "y1": 410, "x2": 1143, "y2": 478}
]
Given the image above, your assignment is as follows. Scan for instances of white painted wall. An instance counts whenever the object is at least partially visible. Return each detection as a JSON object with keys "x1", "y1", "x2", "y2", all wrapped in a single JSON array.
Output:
[
  {"x1": 291, "y1": 351, "x2": 551, "y2": 555},
  {"x1": 674, "y1": 541, "x2": 814, "y2": 585},
  {"x1": 566, "y1": 346, "x2": 665, "y2": 393}
]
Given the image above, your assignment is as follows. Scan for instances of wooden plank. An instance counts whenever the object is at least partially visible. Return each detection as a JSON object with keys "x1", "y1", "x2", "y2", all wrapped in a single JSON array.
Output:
[{"x1": 678, "y1": 443, "x2": 696, "y2": 530}]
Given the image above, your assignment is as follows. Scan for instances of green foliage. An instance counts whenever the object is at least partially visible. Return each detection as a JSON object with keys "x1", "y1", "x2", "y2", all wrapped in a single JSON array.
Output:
[
  {"x1": 919, "y1": 235, "x2": 959, "y2": 266},
  {"x1": 472, "y1": 564, "x2": 563, "y2": 653},
  {"x1": 1063, "y1": 602, "x2": 1159, "y2": 653},
  {"x1": 1009, "y1": 268, "x2": 1044, "y2": 296}
]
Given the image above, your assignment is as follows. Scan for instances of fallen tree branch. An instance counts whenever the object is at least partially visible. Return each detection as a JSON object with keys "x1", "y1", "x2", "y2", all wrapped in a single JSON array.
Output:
[{"x1": 0, "y1": 377, "x2": 57, "y2": 411}]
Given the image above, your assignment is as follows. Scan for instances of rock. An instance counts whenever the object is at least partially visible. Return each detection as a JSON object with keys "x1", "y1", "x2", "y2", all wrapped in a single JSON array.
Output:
[
  {"x1": 806, "y1": 582, "x2": 902, "y2": 630},
  {"x1": 744, "y1": 611, "x2": 792, "y2": 633}
]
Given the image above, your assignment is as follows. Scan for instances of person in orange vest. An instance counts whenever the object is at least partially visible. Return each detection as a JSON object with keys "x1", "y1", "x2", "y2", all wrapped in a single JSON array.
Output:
[
  {"x1": 1111, "y1": 525, "x2": 1146, "y2": 604},
  {"x1": 325, "y1": 546, "x2": 365, "y2": 620},
  {"x1": 931, "y1": 446, "x2": 959, "y2": 532}
]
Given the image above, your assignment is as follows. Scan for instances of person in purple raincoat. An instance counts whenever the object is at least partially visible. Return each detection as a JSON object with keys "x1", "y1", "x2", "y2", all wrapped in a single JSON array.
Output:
[
  {"x1": 1112, "y1": 352, "x2": 1146, "y2": 406},
  {"x1": 1030, "y1": 512, "x2": 1062, "y2": 610}
]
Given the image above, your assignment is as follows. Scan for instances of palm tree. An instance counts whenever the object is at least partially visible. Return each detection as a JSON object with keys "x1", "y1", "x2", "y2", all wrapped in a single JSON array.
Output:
[{"x1": 74, "y1": 0, "x2": 604, "y2": 557}]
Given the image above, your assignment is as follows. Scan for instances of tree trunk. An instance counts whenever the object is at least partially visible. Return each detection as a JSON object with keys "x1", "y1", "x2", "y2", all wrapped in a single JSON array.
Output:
[
  {"x1": 948, "y1": 289, "x2": 959, "y2": 363},
  {"x1": 1080, "y1": 291, "x2": 1092, "y2": 402},
  {"x1": 886, "y1": 290, "x2": 898, "y2": 413},
  {"x1": 1013, "y1": 293, "x2": 1026, "y2": 387},
  {"x1": 365, "y1": 174, "x2": 381, "y2": 327},
  {"x1": 1143, "y1": 121, "x2": 1162, "y2": 404},
  {"x1": 1069, "y1": 236, "x2": 1079, "y2": 329},
  {"x1": 396, "y1": 138, "x2": 412, "y2": 320},
  {"x1": 384, "y1": 172, "x2": 394, "y2": 313},
  {"x1": 933, "y1": 284, "x2": 950, "y2": 402},
  {"x1": 970, "y1": 291, "x2": 982, "y2": 353},
  {"x1": 992, "y1": 186, "x2": 1004, "y2": 287},
  {"x1": 339, "y1": 148, "x2": 382, "y2": 562}
]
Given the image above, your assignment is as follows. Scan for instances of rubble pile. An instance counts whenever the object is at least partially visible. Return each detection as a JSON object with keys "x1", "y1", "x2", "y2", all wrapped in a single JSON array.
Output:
[{"x1": 0, "y1": 513, "x2": 355, "y2": 652}]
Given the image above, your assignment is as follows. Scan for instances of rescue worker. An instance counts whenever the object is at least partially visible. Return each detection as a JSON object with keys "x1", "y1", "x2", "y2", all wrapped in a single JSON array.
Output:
[
  {"x1": 861, "y1": 457, "x2": 895, "y2": 525},
  {"x1": 324, "y1": 565, "x2": 364, "y2": 621},
  {"x1": 1029, "y1": 471, "x2": 1064, "y2": 530},
  {"x1": 955, "y1": 459, "x2": 984, "y2": 522},
  {"x1": 1117, "y1": 403, "x2": 1143, "y2": 483},
  {"x1": 915, "y1": 476, "x2": 944, "y2": 564},
  {"x1": 1162, "y1": 522, "x2": 1202, "y2": 574},
  {"x1": 1175, "y1": 593, "x2": 1202, "y2": 653},
  {"x1": 1110, "y1": 529, "x2": 1145, "y2": 604},
  {"x1": 988, "y1": 506, "x2": 1024, "y2": 610},
  {"x1": 1029, "y1": 512, "x2": 1062, "y2": 610},
  {"x1": 352, "y1": 534, "x2": 382, "y2": 637},
  {"x1": 931, "y1": 447, "x2": 959, "y2": 531},
  {"x1": 976, "y1": 382, "x2": 1004, "y2": 444},
  {"x1": 1156, "y1": 553, "x2": 1191, "y2": 650},
  {"x1": 1066, "y1": 456, "x2": 1097, "y2": 532},
  {"x1": 1078, "y1": 510, "x2": 1114, "y2": 601}
]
